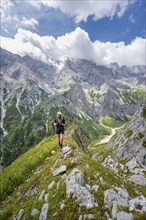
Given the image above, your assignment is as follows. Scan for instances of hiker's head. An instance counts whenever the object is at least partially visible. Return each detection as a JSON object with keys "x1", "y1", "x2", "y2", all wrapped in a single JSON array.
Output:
[{"x1": 57, "y1": 112, "x2": 62, "y2": 118}]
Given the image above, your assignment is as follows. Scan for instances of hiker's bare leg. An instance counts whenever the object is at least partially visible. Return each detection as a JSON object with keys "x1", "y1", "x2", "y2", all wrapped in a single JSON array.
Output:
[
  {"x1": 60, "y1": 134, "x2": 64, "y2": 147},
  {"x1": 57, "y1": 134, "x2": 60, "y2": 146}
]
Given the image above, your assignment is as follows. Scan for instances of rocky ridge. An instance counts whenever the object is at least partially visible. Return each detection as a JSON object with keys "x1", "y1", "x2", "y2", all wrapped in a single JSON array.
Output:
[{"x1": 0, "y1": 116, "x2": 146, "y2": 220}]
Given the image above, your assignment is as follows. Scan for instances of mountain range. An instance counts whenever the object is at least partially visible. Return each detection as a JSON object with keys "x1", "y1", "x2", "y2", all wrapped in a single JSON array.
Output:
[
  {"x1": 0, "y1": 47, "x2": 146, "y2": 166},
  {"x1": 0, "y1": 48, "x2": 146, "y2": 220}
]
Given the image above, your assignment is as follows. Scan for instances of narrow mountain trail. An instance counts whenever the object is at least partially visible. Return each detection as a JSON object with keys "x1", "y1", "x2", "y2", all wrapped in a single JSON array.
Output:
[{"x1": 98, "y1": 119, "x2": 122, "y2": 144}]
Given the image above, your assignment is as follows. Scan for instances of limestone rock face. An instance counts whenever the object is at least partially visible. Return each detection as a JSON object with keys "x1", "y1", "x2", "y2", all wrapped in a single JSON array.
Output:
[
  {"x1": 52, "y1": 165, "x2": 67, "y2": 177},
  {"x1": 129, "y1": 195, "x2": 146, "y2": 212},
  {"x1": 128, "y1": 174, "x2": 146, "y2": 186},
  {"x1": 104, "y1": 188, "x2": 146, "y2": 219},
  {"x1": 104, "y1": 188, "x2": 130, "y2": 208},
  {"x1": 107, "y1": 102, "x2": 146, "y2": 165},
  {"x1": 66, "y1": 168, "x2": 98, "y2": 208},
  {"x1": 104, "y1": 188, "x2": 131, "y2": 219},
  {"x1": 116, "y1": 211, "x2": 133, "y2": 220},
  {"x1": 39, "y1": 203, "x2": 49, "y2": 220},
  {"x1": 101, "y1": 102, "x2": 146, "y2": 187}
]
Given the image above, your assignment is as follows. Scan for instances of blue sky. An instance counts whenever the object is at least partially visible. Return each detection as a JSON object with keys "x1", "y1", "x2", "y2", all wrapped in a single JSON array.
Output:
[
  {"x1": 33, "y1": 0, "x2": 145, "y2": 44},
  {"x1": 1, "y1": 0, "x2": 145, "y2": 43},
  {"x1": 80, "y1": 1, "x2": 145, "y2": 44},
  {"x1": 1, "y1": 0, "x2": 145, "y2": 66}
]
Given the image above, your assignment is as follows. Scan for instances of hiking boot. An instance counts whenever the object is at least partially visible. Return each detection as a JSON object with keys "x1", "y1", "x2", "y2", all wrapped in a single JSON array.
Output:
[{"x1": 58, "y1": 142, "x2": 62, "y2": 152}]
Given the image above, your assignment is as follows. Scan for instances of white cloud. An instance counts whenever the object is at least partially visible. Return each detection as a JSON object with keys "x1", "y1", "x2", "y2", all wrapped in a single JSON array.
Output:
[
  {"x1": 1, "y1": 28, "x2": 145, "y2": 66},
  {"x1": 30, "y1": 0, "x2": 135, "y2": 23},
  {"x1": 20, "y1": 17, "x2": 39, "y2": 29},
  {"x1": 128, "y1": 14, "x2": 136, "y2": 23},
  {"x1": 93, "y1": 38, "x2": 145, "y2": 66},
  {"x1": 0, "y1": 0, "x2": 38, "y2": 35}
]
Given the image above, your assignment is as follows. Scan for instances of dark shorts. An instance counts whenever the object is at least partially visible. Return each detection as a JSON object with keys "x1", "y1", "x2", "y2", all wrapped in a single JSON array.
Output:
[{"x1": 56, "y1": 129, "x2": 64, "y2": 134}]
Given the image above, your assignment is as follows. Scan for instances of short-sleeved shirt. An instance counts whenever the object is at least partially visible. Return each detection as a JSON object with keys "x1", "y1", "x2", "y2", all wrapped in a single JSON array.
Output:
[{"x1": 54, "y1": 117, "x2": 66, "y2": 134}]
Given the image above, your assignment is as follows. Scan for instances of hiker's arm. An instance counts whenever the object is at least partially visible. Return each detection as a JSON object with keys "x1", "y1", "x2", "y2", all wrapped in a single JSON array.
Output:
[
  {"x1": 62, "y1": 121, "x2": 67, "y2": 126},
  {"x1": 54, "y1": 119, "x2": 57, "y2": 126}
]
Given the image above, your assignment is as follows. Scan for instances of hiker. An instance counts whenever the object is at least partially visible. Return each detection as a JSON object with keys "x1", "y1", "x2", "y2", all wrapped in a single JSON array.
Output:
[{"x1": 54, "y1": 112, "x2": 67, "y2": 150}]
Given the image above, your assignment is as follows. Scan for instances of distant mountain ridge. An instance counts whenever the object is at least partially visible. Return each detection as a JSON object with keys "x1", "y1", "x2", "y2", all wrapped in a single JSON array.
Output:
[
  {"x1": 1, "y1": 47, "x2": 145, "y2": 120},
  {"x1": 0, "y1": 47, "x2": 146, "y2": 166}
]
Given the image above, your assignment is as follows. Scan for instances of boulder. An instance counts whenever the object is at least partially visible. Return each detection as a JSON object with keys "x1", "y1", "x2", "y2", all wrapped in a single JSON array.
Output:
[
  {"x1": 92, "y1": 185, "x2": 99, "y2": 192},
  {"x1": 44, "y1": 193, "x2": 49, "y2": 202},
  {"x1": 129, "y1": 195, "x2": 146, "y2": 212},
  {"x1": 48, "y1": 181, "x2": 55, "y2": 189},
  {"x1": 38, "y1": 190, "x2": 46, "y2": 201},
  {"x1": 116, "y1": 211, "x2": 133, "y2": 220},
  {"x1": 102, "y1": 155, "x2": 119, "y2": 174},
  {"x1": 39, "y1": 203, "x2": 49, "y2": 220},
  {"x1": 104, "y1": 188, "x2": 130, "y2": 208},
  {"x1": 112, "y1": 201, "x2": 118, "y2": 219},
  {"x1": 14, "y1": 209, "x2": 24, "y2": 220},
  {"x1": 66, "y1": 168, "x2": 98, "y2": 208},
  {"x1": 104, "y1": 187, "x2": 131, "y2": 219},
  {"x1": 126, "y1": 158, "x2": 138, "y2": 171},
  {"x1": 52, "y1": 165, "x2": 67, "y2": 176},
  {"x1": 128, "y1": 174, "x2": 146, "y2": 186},
  {"x1": 61, "y1": 146, "x2": 72, "y2": 155},
  {"x1": 25, "y1": 182, "x2": 39, "y2": 196},
  {"x1": 31, "y1": 208, "x2": 39, "y2": 216}
]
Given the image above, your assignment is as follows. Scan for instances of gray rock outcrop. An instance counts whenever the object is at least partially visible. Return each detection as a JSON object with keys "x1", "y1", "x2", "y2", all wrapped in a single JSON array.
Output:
[
  {"x1": 128, "y1": 174, "x2": 146, "y2": 186},
  {"x1": 104, "y1": 187, "x2": 131, "y2": 219},
  {"x1": 14, "y1": 209, "x2": 24, "y2": 220},
  {"x1": 31, "y1": 208, "x2": 39, "y2": 216},
  {"x1": 52, "y1": 165, "x2": 67, "y2": 176},
  {"x1": 129, "y1": 195, "x2": 146, "y2": 212},
  {"x1": 66, "y1": 168, "x2": 98, "y2": 208},
  {"x1": 61, "y1": 145, "x2": 72, "y2": 155},
  {"x1": 39, "y1": 203, "x2": 49, "y2": 220},
  {"x1": 48, "y1": 181, "x2": 55, "y2": 189},
  {"x1": 104, "y1": 188, "x2": 130, "y2": 208},
  {"x1": 38, "y1": 190, "x2": 46, "y2": 201},
  {"x1": 116, "y1": 211, "x2": 133, "y2": 220},
  {"x1": 107, "y1": 102, "x2": 146, "y2": 166}
]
